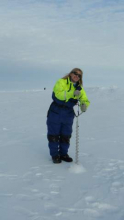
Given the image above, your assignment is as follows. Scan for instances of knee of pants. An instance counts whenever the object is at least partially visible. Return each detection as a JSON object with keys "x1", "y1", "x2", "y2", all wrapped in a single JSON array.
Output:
[
  {"x1": 60, "y1": 135, "x2": 71, "y2": 144},
  {"x1": 47, "y1": 135, "x2": 59, "y2": 143}
]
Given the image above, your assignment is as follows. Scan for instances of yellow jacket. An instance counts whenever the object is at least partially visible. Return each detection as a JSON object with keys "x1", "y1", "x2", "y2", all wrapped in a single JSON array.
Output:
[{"x1": 53, "y1": 77, "x2": 90, "y2": 108}]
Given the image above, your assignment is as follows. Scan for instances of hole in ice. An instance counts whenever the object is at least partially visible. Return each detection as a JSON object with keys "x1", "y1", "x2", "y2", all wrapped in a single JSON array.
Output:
[{"x1": 69, "y1": 164, "x2": 86, "y2": 174}]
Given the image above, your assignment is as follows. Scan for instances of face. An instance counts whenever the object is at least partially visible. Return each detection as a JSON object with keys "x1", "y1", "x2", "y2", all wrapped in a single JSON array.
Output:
[{"x1": 70, "y1": 71, "x2": 82, "y2": 83}]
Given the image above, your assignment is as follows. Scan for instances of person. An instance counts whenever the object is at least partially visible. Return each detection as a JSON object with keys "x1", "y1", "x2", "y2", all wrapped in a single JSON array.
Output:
[{"x1": 46, "y1": 68, "x2": 90, "y2": 164}]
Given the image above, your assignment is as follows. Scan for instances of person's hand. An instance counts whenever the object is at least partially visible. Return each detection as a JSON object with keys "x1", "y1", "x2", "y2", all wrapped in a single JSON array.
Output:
[
  {"x1": 74, "y1": 90, "x2": 81, "y2": 97},
  {"x1": 75, "y1": 85, "x2": 82, "y2": 91},
  {"x1": 80, "y1": 103, "x2": 87, "y2": 112}
]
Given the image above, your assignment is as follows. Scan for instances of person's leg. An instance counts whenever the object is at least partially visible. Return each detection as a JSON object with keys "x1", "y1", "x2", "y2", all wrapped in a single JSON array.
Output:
[
  {"x1": 59, "y1": 133, "x2": 71, "y2": 156},
  {"x1": 47, "y1": 107, "x2": 61, "y2": 157},
  {"x1": 59, "y1": 109, "x2": 74, "y2": 162},
  {"x1": 47, "y1": 134, "x2": 60, "y2": 157},
  {"x1": 59, "y1": 122, "x2": 73, "y2": 155}
]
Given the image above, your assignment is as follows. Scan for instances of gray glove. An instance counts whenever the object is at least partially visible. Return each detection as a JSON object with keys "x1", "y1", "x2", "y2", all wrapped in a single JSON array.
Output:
[
  {"x1": 74, "y1": 90, "x2": 81, "y2": 97},
  {"x1": 80, "y1": 103, "x2": 87, "y2": 112}
]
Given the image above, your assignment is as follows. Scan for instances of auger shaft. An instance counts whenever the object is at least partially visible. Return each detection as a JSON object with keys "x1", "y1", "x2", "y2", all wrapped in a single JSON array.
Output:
[{"x1": 75, "y1": 115, "x2": 79, "y2": 164}]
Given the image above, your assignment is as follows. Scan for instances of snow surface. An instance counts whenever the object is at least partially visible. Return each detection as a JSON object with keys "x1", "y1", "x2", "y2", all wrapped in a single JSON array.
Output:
[{"x1": 0, "y1": 87, "x2": 124, "y2": 220}]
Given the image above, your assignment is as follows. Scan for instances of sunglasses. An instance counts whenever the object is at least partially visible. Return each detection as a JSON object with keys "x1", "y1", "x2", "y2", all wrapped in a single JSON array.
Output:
[{"x1": 72, "y1": 72, "x2": 81, "y2": 79}]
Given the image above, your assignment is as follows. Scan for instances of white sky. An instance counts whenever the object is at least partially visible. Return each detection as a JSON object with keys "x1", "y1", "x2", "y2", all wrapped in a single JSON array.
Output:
[{"x1": 0, "y1": 0, "x2": 124, "y2": 88}]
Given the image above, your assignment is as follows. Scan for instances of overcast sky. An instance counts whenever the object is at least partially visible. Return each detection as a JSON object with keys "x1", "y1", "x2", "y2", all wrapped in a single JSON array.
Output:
[{"x1": 0, "y1": 0, "x2": 124, "y2": 89}]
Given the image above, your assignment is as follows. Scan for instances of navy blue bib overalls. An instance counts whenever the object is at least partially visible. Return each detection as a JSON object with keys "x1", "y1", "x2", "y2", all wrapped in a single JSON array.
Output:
[{"x1": 47, "y1": 92, "x2": 77, "y2": 157}]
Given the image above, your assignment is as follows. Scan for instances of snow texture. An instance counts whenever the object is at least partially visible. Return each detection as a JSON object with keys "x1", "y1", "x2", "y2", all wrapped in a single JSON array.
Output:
[{"x1": 0, "y1": 87, "x2": 124, "y2": 220}]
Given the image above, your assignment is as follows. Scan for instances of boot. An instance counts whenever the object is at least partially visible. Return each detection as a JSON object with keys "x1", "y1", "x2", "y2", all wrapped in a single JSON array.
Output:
[
  {"x1": 60, "y1": 154, "x2": 73, "y2": 162},
  {"x1": 52, "y1": 155, "x2": 61, "y2": 164}
]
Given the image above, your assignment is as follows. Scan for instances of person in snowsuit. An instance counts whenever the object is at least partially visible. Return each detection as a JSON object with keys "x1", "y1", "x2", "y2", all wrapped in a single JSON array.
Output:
[{"x1": 46, "y1": 68, "x2": 90, "y2": 163}]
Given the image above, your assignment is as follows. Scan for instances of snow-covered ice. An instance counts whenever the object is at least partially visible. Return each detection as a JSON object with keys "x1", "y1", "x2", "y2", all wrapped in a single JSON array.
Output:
[{"x1": 0, "y1": 87, "x2": 124, "y2": 220}]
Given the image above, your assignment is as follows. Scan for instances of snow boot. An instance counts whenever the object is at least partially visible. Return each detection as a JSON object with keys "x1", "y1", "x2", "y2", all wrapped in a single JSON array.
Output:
[
  {"x1": 52, "y1": 155, "x2": 61, "y2": 164},
  {"x1": 60, "y1": 154, "x2": 73, "y2": 162}
]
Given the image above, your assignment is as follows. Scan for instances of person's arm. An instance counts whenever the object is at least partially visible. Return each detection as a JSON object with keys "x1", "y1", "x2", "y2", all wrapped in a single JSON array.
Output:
[{"x1": 79, "y1": 88, "x2": 90, "y2": 108}]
